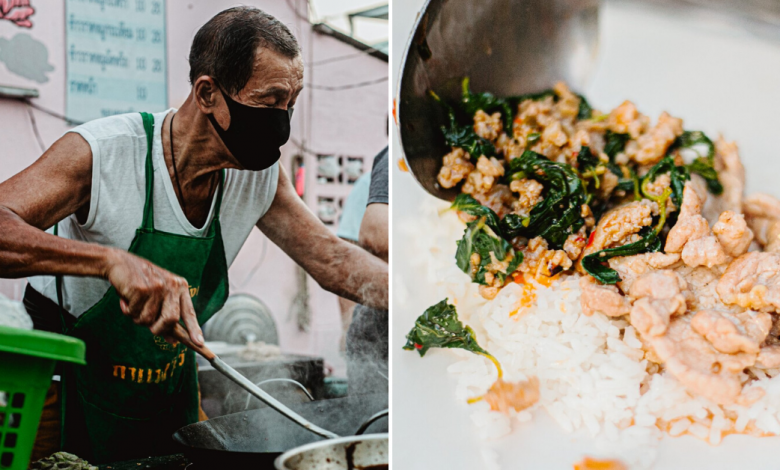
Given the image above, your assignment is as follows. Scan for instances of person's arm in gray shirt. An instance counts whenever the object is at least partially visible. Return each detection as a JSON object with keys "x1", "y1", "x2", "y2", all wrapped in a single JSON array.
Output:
[{"x1": 359, "y1": 147, "x2": 388, "y2": 262}]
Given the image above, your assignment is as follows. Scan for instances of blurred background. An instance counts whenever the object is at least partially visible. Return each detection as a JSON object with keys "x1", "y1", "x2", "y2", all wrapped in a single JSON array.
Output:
[{"x1": 0, "y1": 0, "x2": 387, "y2": 389}]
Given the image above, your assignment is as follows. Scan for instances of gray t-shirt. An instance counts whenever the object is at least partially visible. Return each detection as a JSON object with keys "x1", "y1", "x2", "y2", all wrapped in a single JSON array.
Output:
[
  {"x1": 28, "y1": 110, "x2": 279, "y2": 317},
  {"x1": 367, "y1": 147, "x2": 388, "y2": 206}
]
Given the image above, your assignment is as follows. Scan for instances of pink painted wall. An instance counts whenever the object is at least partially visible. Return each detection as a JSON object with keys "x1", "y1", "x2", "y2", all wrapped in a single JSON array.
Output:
[{"x1": 0, "y1": 0, "x2": 388, "y2": 375}]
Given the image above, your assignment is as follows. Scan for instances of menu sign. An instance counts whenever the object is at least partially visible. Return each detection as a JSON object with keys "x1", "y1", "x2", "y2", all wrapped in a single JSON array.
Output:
[{"x1": 65, "y1": 0, "x2": 167, "y2": 123}]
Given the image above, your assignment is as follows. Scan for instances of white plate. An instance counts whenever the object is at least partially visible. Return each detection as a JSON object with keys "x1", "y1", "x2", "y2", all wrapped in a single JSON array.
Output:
[{"x1": 390, "y1": 0, "x2": 780, "y2": 468}]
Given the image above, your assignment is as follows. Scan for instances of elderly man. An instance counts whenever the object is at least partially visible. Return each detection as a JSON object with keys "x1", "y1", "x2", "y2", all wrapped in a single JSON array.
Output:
[{"x1": 0, "y1": 7, "x2": 387, "y2": 463}]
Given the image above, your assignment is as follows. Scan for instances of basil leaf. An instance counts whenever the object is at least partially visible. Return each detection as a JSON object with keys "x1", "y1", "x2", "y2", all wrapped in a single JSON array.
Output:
[
  {"x1": 581, "y1": 226, "x2": 663, "y2": 284},
  {"x1": 441, "y1": 111, "x2": 496, "y2": 158},
  {"x1": 461, "y1": 78, "x2": 514, "y2": 132},
  {"x1": 455, "y1": 221, "x2": 479, "y2": 273},
  {"x1": 671, "y1": 130, "x2": 723, "y2": 196},
  {"x1": 603, "y1": 131, "x2": 630, "y2": 161},
  {"x1": 454, "y1": 221, "x2": 523, "y2": 286},
  {"x1": 674, "y1": 130, "x2": 714, "y2": 159},
  {"x1": 451, "y1": 193, "x2": 501, "y2": 233},
  {"x1": 576, "y1": 146, "x2": 600, "y2": 172},
  {"x1": 577, "y1": 94, "x2": 593, "y2": 120},
  {"x1": 403, "y1": 299, "x2": 491, "y2": 357},
  {"x1": 643, "y1": 156, "x2": 690, "y2": 209},
  {"x1": 688, "y1": 157, "x2": 724, "y2": 194},
  {"x1": 502, "y1": 150, "x2": 587, "y2": 248},
  {"x1": 451, "y1": 195, "x2": 523, "y2": 285},
  {"x1": 431, "y1": 89, "x2": 497, "y2": 159}
]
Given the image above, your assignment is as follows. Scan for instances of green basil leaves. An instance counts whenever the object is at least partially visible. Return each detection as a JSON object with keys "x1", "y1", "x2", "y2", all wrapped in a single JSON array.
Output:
[{"x1": 403, "y1": 299, "x2": 491, "y2": 357}]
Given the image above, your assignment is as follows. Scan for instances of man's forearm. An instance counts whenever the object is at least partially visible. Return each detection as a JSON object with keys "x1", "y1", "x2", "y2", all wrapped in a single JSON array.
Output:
[
  {"x1": 0, "y1": 206, "x2": 113, "y2": 279},
  {"x1": 313, "y1": 238, "x2": 388, "y2": 310}
]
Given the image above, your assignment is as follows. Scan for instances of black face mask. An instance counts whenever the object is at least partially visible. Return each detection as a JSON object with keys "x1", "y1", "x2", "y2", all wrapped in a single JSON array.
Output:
[{"x1": 207, "y1": 88, "x2": 293, "y2": 171}]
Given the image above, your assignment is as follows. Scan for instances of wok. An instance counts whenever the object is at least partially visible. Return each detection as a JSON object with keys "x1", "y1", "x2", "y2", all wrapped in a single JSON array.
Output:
[{"x1": 172, "y1": 394, "x2": 388, "y2": 468}]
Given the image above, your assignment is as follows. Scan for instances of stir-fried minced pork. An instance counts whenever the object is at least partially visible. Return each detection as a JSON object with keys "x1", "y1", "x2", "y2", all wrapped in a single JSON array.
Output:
[
  {"x1": 608, "y1": 252, "x2": 681, "y2": 294},
  {"x1": 607, "y1": 100, "x2": 649, "y2": 139},
  {"x1": 701, "y1": 137, "x2": 746, "y2": 223},
  {"x1": 717, "y1": 252, "x2": 780, "y2": 313},
  {"x1": 743, "y1": 193, "x2": 780, "y2": 252},
  {"x1": 429, "y1": 81, "x2": 780, "y2": 427},
  {"x1": 480, "y1": 376, "x2": 540, "y2": 414},
  {"x1": 625, "y1": 112, "x2": 683, "y2": 166},
  {"x1": 649, "y1": 315, "x2": 759, "y2": 406},
  {"x1": 437, "y1": 147, "x2": 474, "y2": 189},
  {"x1": 581, "y1": 200, "x2": 657, "y2": 259},
  {"x1": 690, "y1": 309, "x2": 771, "y2": 355},
  {"x1": 563, "y1": 227, "x2": 588, "y2": 261},
  {"x1": 712, "y1": 211, "x2": 753, "y2": 256},
  {"x1": 473, "y1": 110, "x2": 503, "y2": 142},
  {"x1": 756, "y1": 345, "x2": 780, "y2": 369},
  {"x1": 471, "y1": 184, "x2": 514, "y2": 219},
  {"x1": 664, "y1": 183, "x2": 736, "y2": 268},
  {"x1": 509, "y1": 178, "x2": 544, "y2": 217},
  {"x1": 629, "y1": 271, "x2": 688, "y2": 337},
  {"x1": 665, "y1": 183, "x2": 709, "y2": 253},
  {"x1": 518, "y1": 236, "x2": 572, "y2": 279},
  {"x1": 580, "y1": 275, "x2": 631, "y2": 317}
]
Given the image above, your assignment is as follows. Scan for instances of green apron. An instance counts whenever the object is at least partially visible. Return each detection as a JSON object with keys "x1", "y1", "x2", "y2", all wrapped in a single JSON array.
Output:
[{"x1": 56, "y1": 112, "x2": 229, "y2": 463}]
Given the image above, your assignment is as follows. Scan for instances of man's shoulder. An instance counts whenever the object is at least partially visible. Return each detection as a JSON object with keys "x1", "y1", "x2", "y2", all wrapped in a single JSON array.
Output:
[{"x1": 70, "y1": 112, "x2": 146, "y2": 142}]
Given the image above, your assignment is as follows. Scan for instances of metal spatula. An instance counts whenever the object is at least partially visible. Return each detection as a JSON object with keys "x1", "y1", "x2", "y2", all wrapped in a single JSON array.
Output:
[{"x1": 172, "y1": 324, "x2": 340, "y2": 439}]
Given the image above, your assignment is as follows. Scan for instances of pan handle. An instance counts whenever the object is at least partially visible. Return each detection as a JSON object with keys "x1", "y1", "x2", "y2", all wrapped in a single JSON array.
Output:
[{"x1": 355, "y1": 409, "x2": 388, "y2": 435}]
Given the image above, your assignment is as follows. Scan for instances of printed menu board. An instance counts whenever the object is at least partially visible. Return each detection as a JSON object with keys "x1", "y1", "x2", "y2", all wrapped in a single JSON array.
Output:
[{"x1": 65, "y1": 0, "x2": 167, "y2": 123}]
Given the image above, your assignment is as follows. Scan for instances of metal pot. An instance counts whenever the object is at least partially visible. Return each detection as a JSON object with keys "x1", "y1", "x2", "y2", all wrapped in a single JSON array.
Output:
[{"x1": 274, "y1": 434, "x2": 388, "y2": 470}]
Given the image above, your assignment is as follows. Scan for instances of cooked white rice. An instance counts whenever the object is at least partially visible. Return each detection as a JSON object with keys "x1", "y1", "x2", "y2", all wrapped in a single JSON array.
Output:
[{"x1": 406, "y1": 200, "x2": 780, "y2": 469}]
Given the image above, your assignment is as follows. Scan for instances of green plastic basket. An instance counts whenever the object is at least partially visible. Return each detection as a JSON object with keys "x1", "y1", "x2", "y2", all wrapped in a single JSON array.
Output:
[{"x1": 0, "y1": 325, "x2": 85, "y2": 470}]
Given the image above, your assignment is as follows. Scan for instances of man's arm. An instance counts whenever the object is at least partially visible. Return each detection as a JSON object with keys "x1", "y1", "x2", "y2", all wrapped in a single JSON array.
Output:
[
  {"x1": 256, "y1": 166, "x2": 388, "y2": 310},
  {"x1": 0, "y1": 133, "x2": 204, "y2": 345},
  {"x1": 359, "y1": 203, "x2": 388, "y2": 263}
]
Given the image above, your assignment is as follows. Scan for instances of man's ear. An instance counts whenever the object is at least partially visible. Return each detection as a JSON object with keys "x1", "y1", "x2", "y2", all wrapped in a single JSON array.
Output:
[{"x1": 193, "y1": 76, "x2": 230, "y2": 130}]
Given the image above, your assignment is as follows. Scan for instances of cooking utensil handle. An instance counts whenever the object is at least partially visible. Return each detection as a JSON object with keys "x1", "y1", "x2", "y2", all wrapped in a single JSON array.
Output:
[
  {"x1": 171, "y1": 323, "x2": 340, "y2": 440},
  {"x1": 210, "y1": 356, "x2": 340, "y2": 439},
  {"x1": 172, "y1": 323, "x2": 215, "y2": 360},
  {"x1": 355, "y1": 409, "x2": 388, "y2": 435}
]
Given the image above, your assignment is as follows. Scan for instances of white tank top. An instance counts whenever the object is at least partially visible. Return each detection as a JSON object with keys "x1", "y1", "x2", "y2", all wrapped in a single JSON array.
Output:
[{"x1": 28, "y1": 109, "x2": 279, "y2": 317}]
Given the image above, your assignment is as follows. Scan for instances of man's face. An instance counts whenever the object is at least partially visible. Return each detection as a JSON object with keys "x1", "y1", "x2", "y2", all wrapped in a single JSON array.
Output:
[
  {"x1": 235, "y1": 47, "x2": 304, "y2": 110},
  {"x1": 209, "y1": 47, "x2": 304, "y2": 131}
]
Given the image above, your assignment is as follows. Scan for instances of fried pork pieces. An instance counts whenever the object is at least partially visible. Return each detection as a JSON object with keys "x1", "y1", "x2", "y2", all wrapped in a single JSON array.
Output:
[{"x1": 438, "y1": 82, "x2": 780, "y2": 411}]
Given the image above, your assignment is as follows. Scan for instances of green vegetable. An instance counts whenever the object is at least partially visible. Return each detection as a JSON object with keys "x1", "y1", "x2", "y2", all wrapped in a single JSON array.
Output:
[
  {"x1": 576, "y1": 146, "x2": 600, "y2": 172},
  {"x1": 582, "y1": 160, "x2": 681, "y2": 284},
  {"x1": 672, "y1": 130, "x2": 723, "y2": 195},
  {"x1": 451, "y1": 193, "x2": 501, "y2": 232},
  {"x1": 688, "y1": 158, "x2": 723, "y2": 194},
  {"x1": 526, "y1": 132, "x2": 541, "y2": 146},
  {"x1": 461, "y1": 77, "x2": 514, "y2": 132},
  {"x1": 501, "y1": 150, "x2": 587, "y2": 248},
  {"x1": 451, "y1": 195, "x2": 523, "y2": 286},
  {"x1": 31, "y1": 452, "x2": 98, "y2": 470},
  {"x1": 581, "y1": 226, "x2": 663, "y2": 284},
  {"x1": 431, "y1": 90, "x2": 496, "y2": 159},
  {"x1": 603, "y1": 131, "x2": 630, "y2": 161},
  {"x1": 403, "y1": 299, "x2": 492, "y2": 358},
  {"x1": 577, "y1": 94, "x2": 594, "y2": 120},
  {"x1": 642, "y1": 156, "x2": 690, "y2": 209}
]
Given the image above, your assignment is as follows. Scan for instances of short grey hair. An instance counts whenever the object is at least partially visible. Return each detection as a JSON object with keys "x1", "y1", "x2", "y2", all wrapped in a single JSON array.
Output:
[{"x1": 188, "y1": 6, "x2": 301, "y2": 96}]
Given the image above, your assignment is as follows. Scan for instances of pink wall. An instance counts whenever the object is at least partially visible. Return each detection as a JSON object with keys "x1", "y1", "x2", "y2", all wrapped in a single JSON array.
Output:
[{"x1": 0, "y1": 0, "x2": 388, "y2": 375}]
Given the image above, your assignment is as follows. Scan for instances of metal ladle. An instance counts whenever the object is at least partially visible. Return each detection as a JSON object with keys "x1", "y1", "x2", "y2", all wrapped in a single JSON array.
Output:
[
  {"x1": 172, "y1": 324, "x2": 339, "y2": 440},
  {"x1": 396, "y1": 0, "x2": 601, "y2": 201},
  {"x1": 396, "y1": 0, "x2": 780, "y2": 201}
]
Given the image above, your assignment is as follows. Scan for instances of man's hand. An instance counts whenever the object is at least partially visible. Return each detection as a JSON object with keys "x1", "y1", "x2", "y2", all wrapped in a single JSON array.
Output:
[{"x1": 106, "y1": 249, "x2": 204, "y2": 346}]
